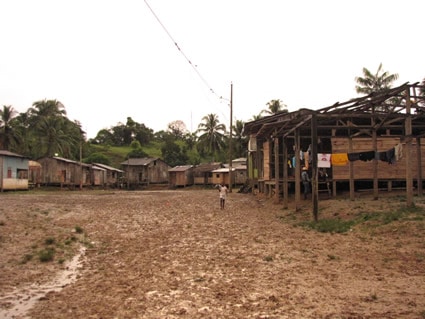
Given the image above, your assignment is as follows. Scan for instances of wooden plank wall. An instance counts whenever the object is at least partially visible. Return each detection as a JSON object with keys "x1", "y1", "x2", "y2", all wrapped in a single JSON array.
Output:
[
  {"x1": 331, "y1": 137, "x2": 425, "y2": 180},
  {"x1": 263, "y1": 141, "x2": 270, "y2": 180}
]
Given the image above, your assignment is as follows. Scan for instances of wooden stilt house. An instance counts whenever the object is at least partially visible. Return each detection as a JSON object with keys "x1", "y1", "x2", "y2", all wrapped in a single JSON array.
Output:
[{"x1": 243, "y1": 82, "x2": 425, "y2": 218}]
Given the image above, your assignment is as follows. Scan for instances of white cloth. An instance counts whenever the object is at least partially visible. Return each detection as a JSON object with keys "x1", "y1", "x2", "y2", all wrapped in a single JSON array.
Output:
[{"x1": 318, "y1": 153, "x2": 331, "y2": 168}]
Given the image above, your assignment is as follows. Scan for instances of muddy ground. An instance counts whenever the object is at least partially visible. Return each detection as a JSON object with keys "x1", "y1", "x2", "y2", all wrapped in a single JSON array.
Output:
[{"x1": 0, "y1": 188, "x2": 424, "y2": 319}]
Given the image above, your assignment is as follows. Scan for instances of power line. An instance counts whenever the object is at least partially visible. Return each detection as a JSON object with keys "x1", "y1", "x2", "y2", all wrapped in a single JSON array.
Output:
[{"x1": 144, "y1": 0, "x2": 222, "y2": 101}]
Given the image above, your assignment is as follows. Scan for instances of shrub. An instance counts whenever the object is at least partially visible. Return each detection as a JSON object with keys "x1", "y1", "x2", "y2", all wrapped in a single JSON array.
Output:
[{"x1": 38, "y1": 247, "x2": 55, "y2": 262}]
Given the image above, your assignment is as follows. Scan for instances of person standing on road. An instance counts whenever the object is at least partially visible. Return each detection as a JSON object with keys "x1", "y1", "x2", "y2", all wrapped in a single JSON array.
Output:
[
  {"x1": 218, "y1": 183, "x2": 228, "y2": 209},
  {"x1": 301, "y1": 167, "x2": 311, "y2": 200}
]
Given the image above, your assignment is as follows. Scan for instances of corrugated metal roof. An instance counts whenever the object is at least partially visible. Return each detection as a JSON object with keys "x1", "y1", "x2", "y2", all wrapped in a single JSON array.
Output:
[
  {"x1": 193, "y1": 162, "x2": 223, "y2": 173},
  {"x1": 93, "y1": 163, "x2": 124, "y2": 173},
  {"x1": 0, "y1": 150, "x2": 26, "y2": 158},
  {"x1": 211, "y1": 167, "x2": 236, "y2": 173},
  {"x1": 169, "y1": 165, "x2": 193, "y2": 172},
  {"x1": 120, "y1": 157, "x2": 159, "y2": 166},
  {"x1": 29, "y1": 160, "x2": 41, "y2": 167},
  {"x1": 52, "y1": 156, "x2": 91, "y2": 167}
]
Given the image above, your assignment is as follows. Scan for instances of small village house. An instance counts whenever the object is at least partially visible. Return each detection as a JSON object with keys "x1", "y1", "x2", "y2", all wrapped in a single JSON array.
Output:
[
  {"x1": 243, "y1": 82, "x2": 425, "y2": 218},
  {"x1": 0, "y1": 150, "x2": 29, "y2": 191},
  {"x1": 38, "y1": 156, "x2": 91, "y2": 188},
  {"x1": 92, "y1": 163, "x2": 124, "y2": 188},
  {"x1": 211, "y1": 167, "x2": 236, "y2": 187},
  {"x1": 121, "y1": 157, "x2": 170, "y2": 187},
  {"x1": 28, "y1": 160, "x2": 42, "y2": 188},
  {"x1": 193, "y1": 162, "x2": 223, "y2": 185},
  {"x1": 168, "y1": 165, "x2": 194, "y2": 187}
]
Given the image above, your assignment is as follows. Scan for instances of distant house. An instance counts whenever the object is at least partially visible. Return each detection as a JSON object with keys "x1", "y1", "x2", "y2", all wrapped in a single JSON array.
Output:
[
  {"x1": 232, "y1": 158, "x2": 247, "y2": 167},
  {"x1": 90, "y1": 165, "x2": 106, "y2": 187},
  {"x1": 169, "y1": 165, "x2": 194, "y2": 187},
  {"x1": 211, "y1": 167, "x2": 236, "y2": 186},
  {"x1": 38, "y1": 156, "x2": 91, "y2": 187},
  {"x1": 28, "y1": 160, "x2": 42, "y2": 188},
  {"x1": 121, "y1": 157, "x2": 170, "y2": 187},
  {"x1": 0, "y1": 150, "x2": 29, "y2": 191},
  {"x1": 234, "y1": 164, "x2": 248, "y2": 185},
  {"x1": 232, "y1": 158, "x2": 247, "y2": 185},
  {"x1": 193, "y1": 162, "x2": 223, "y2": 185},
  {"x1": 92, "y1": 163, "x2": 124, "y2": 188}
]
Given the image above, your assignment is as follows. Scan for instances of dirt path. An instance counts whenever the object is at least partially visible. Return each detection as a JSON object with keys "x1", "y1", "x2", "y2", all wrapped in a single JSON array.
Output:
[{"x1": 0, "y1": 189, "x2": 424, "y2": 318}]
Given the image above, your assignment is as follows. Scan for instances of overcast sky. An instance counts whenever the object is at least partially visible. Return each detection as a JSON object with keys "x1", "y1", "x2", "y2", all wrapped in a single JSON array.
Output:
[{"x1": 1, "y1": 0, "x2": 424, "y2": 139}]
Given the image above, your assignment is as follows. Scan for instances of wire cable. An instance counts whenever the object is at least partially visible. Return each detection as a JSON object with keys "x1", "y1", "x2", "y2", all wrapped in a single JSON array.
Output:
[{"x1": 144, "y1": 0, "x2": 223, "y2": 101}]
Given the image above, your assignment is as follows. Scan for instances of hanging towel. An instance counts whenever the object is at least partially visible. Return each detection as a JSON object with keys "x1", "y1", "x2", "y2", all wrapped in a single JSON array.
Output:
[
  {"x1": 331, "y1": 153, "x2": 349, "y2": 166},
  {"x1": 379, "y1": 148, "x2": 396, "y2": 164},
  {"x1": 348, "y1": 152, "x2": 360, "y2": 161},
  {"x1": 318, "y1": 153, "x2": 331, "y2": 168},
  {"x1": 304, "y1": 152, "x2": 310, "y2": 166},
  {"x1": 394, "y1": 143, "x2": 403, "y2": 161},
  {"x1": 358, "y1": 151, "x2": 375, "y2": 161}
]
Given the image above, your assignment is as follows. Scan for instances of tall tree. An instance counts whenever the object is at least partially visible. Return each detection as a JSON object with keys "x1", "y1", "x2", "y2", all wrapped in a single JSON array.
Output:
[
  {"x1": 355, "y1": 63, "x2": 399, "y2": 95},
  {"x1": 26, "y1": 99, "x2": 84, "y2": 159},
  {"x1": 196, "y1": 113, "x2": 226, "y2": 160},
  {"x1": 232, "y1": 119, "x2": 248, "y2": 158},
  {"x1": 168, "y1": 120, "x2": 188, "y2": 139},
  {"x1": 0, "y1": 105, "x2": 20, "y2": 150},
  {"x1": 262, "y1": 99, "x2": 288, "y2": 115},
  {"x1": 30, "y1": 99, "x2": 66, "y2": 119}
]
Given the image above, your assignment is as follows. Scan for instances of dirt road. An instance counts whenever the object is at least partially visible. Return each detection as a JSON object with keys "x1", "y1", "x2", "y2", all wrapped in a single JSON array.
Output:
[{"x1": 0, "y1": 189, "x2": 424, "y2": 318}]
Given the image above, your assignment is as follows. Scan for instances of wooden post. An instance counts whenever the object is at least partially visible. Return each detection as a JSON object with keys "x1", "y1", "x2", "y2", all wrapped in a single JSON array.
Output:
[
  {"x1": 274, "y1": 132, "x2": 280, "y2": 204},
  {"x1": 331, "y1": 128, "x2": 337, "y2": 197},
  {"x1": 311, "y1": 112, "x2": 318, "y2": 221},
  {"x1": 295, "y1": 129, "x2": 301, "y2": 209},
  {"x1": 405, "y1": 89, "x2": 413, "y2": 206},
  {"x1": 348, "y1": 136, "x2": 355, "y2": 201},
  {"x1": 372, "y1": 114, "x2": 379, "y2": 200},
  {"x1": 229, "y1": 82, "x2": 233, "y2": 193},
  {"x1": 417, "y1": 137, "x2": 423, "y2": 196},
  {"x1": 283, "y1": 138, "x2": 289, "y2": 209}
]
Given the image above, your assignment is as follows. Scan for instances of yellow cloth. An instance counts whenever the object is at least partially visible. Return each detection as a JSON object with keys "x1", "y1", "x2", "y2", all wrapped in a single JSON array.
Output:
[{"x1": 331, "y1": 153, "x2": 348, "y2": 166}]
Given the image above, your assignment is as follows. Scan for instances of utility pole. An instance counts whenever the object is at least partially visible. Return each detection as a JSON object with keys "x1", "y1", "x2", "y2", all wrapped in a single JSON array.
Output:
[{"x1": 229, "y1": 82, "x2": 233, "y2": 193}]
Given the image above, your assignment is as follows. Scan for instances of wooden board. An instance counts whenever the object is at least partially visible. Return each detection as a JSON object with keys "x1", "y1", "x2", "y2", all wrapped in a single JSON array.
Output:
[{"x1": 331, "y1": 137, "x2": 424, "y2": 180}]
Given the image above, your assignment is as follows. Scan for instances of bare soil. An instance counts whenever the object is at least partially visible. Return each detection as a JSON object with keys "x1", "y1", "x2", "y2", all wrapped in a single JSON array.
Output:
[{"x1": 0, "y1": 188, "x2": 424, "y2": 319}]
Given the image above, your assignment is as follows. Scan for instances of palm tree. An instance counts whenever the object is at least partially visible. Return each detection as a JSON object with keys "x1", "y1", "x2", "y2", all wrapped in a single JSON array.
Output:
[
  {"x1": 262, "y1": 99, "x2": 288, "y2": 116},
  {"x1": 196, "y1": 113, "x2": 226, "y2": 160},
  {"x1": 355, "y1": 63, "x2": 399, "y2": 95},
  {"x1": 30, "y1": 99, "x2": 66, "y2": 118},
  {"x1": 0, "y1": 105, "x2": 20, "y2": 150},
  {"x1": 232, "y1": 119, "x2": 248, "y2": 158}
]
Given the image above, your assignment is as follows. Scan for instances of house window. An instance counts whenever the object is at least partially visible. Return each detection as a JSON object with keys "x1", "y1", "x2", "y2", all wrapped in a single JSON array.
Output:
[
  {"x1": 17, "y1": 169, "x2": 28, "y2": 179},
  {"x1": 216, "y1": 174, "x2": 220, "y2": 178},
  {"x1": 7, "y1": 167, "x2": 12, "y2": 178}
]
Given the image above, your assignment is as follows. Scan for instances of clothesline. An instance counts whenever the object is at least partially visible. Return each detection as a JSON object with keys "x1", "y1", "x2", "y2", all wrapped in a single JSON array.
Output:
[{"x1": 290, "y1": 143, "x2": 403, "y2": 168}]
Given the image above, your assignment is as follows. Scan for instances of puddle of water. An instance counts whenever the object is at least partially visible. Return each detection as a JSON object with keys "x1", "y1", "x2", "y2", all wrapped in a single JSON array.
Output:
[{"x1": 0, "y1": 246, "x2": 86, "y2": 319}]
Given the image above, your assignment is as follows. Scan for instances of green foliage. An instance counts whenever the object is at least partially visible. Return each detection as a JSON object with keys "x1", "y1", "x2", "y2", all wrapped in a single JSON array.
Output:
[
  {"x1": 38, "y1": 247, "x2": 55, "y2": 262},
  {"x1": 74, "y1": 226, "x2": 84, "y2": 234},
  {"x1": 300, "y1": 219, "x2": 356, "y2": 233},
  {"x1": 44, "y1": 237, "x2": 56, "y2": 245},
  {"x1": 83, "y1": 152, "x2": 111, "y2": 165},
  {"x1": 161, "y1": 139, "x2": 189, "y2": 167},
  {"x1": 127, "y1": 148, "x2": 148, "y2": 159},
  {"x1": 296, "y1": 204, "x2": 425, "y2": 233}
]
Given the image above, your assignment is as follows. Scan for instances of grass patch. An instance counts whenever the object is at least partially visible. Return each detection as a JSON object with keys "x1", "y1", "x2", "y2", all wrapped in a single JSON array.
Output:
[
  {"x1": 300, "y1": 218, "x2": 355, "y2": 233},
  {"x1": 44, "y1": 237, "x2": 55, "y2": 245},
  {"x1": 74, "y1": 226, "x2": 84, "y2": 234},
  {"x1": 292, "y1": 204, "x2": 425, "y2": 234},
  {"x1": 263, "y1": 255, "x2": 274, "y2": 262},
  {"x1": 38, "y1": 247, "x2": 55, "y2": 262}
]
